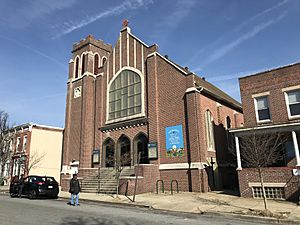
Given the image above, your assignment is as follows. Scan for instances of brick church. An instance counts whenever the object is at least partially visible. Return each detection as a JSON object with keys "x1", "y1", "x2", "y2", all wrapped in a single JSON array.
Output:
[{"x1": 61, "y1": 22, "x2": 243, "y2": 194}]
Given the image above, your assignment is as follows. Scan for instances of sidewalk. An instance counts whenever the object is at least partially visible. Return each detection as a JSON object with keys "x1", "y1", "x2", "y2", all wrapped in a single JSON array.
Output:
[
  {"x1": 1, "y1": 185, "x2": 300, "y2": 224},
  {"x1": 59, "y1": 190, "x2": 300, "y2": 224}
]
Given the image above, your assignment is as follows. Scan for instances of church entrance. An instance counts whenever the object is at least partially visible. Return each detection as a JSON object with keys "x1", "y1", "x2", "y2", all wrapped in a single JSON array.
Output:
[
  {"x1": 103, "y1": 138, "x2": 115, "y2": 167},
  {"x1": 134, "y1": 133, "x2": 149, "y2": 164},
  {"x1": 117, "y1": 135, "x2": 131, "y2": 167}
]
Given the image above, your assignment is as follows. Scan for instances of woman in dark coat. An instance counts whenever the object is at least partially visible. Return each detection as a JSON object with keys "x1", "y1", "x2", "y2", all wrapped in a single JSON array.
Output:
[{"x1": 69, "y1": 174, "x2": 81, "y2": 206}]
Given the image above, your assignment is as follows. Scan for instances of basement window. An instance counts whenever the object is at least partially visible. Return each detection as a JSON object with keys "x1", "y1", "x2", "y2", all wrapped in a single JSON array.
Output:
[{"x1": 252, "y1": 186, "x2": 284, "y2": 200}]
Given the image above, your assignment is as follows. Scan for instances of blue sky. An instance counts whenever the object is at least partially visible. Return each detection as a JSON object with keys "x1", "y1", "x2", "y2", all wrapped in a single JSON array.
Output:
[{"x1": 0, "y1": 0, "x2": 299, "y2": 127}]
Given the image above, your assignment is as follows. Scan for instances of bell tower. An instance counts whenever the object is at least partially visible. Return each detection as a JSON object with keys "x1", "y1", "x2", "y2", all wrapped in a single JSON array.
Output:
[{"x1": 62, "y1": 35, "x2": 112, "y2": 171}]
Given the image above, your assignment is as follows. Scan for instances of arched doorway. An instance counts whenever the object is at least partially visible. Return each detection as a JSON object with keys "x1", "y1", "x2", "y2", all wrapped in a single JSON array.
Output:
[
  {"x1": 103, "y1": 138, "x2": 115, "y2": 167},
  {"x1": 134, "y1": 133, "x2": 149, "y2": 164},
  {"x1": 118, "y1": 135, "x2": 131, "y2": 167}
]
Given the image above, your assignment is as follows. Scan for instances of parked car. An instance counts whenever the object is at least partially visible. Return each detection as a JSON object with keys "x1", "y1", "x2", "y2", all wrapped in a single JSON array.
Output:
[{"x1": 10, "y1": 175, "x2": 59, "y2": 199}]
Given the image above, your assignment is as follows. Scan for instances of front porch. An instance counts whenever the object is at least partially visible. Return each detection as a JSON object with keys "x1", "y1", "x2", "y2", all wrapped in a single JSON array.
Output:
[{"x1": 230, "y1": 122, "x2": 300, "y2": 200}]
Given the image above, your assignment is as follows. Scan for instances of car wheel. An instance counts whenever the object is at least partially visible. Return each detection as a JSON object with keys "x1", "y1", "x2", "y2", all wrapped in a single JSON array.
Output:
[
  {"x1": 10, "y1": 193, "x2": 16, "y2": 198},
  {"x1": 51, "y1": 194, "x2": 58, "y2": 199},
  {"x1": 29, "y1": 190, "x2": 37, "y2": 199}
]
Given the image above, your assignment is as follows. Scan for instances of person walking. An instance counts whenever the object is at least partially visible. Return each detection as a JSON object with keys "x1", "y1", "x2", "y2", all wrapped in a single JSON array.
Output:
[
  {"x1": 69, "y1": 174, "x2": 81, "y2": 206},
  {"x1": 18, "y1": 174, "x2": 24, "y2": 198}
]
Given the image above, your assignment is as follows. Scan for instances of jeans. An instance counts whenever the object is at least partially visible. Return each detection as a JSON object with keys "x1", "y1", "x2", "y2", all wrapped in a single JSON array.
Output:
[
  {"x1": 18, "y1": 185, "x2": 24, "y2": 197},
  {"x1": 70, "y1": 193, "x2": 79, "y2": 206}
]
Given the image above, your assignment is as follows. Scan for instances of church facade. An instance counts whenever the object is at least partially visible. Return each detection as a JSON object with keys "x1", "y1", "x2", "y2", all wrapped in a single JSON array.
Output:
[{"x1": 61, "y1": 24, "x2": 243, "y2": 194}]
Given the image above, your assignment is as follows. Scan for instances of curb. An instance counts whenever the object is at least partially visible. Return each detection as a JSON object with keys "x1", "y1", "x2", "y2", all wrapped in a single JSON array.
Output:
[
  {"x1": 57, "y1": 195, "x2": 300, "y2": 224},
  {"x1": 58, "y1": 195, "x2": 152, "y2": 210},
  {"x1": 2, "y1": 192, "x2": 299, "y2": 224}
]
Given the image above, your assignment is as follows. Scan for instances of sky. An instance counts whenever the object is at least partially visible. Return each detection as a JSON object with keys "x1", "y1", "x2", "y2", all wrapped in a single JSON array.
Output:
[{"x1": 0, "y1": 0, "x2": 299, "y2": 128}]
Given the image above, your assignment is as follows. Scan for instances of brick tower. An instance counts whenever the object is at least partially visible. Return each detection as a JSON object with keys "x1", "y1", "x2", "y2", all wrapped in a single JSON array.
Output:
[{"x1": 62, "y1": 35, "x2": 112, "y2": 170}]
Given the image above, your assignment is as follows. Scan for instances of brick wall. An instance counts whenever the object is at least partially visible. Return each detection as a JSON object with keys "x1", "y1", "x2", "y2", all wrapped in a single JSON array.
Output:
[
  {"x1": 119, "y1": 164, "x2": 159, "y2": 195},
  {"x1": 239, "y1": 63, "x2": 300, "y2": 128},
  {"x1": 238, "y1": 167, "x2": 299, "y2": 200}
]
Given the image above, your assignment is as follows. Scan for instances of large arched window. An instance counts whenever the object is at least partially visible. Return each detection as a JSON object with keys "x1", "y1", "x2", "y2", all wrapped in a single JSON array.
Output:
[
  {"x1": 205, "y1": 110, "x2": 215, "y2": 151},
  {"x1": 108, "y1": 70, "x2": 142, "y2": 120}
]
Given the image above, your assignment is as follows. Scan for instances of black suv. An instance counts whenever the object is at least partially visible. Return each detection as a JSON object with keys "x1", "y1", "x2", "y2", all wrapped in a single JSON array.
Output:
[{"x1": 10, "y1": 175, "x2": 59, "y2": 199}]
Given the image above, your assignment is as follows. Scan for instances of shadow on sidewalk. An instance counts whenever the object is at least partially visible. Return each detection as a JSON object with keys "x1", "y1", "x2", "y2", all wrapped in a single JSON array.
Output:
[{"x1": 212, "y1": 189, "x2": 239, "y2": 197}]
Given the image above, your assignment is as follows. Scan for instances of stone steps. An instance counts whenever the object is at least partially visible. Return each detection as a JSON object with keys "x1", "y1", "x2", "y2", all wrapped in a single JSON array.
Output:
[
  {"x1": 81, "y1": 168, "x2": 118, "y2": 194},
  {"x1": 80, "y1": 167, "x2": 136, "y2": 194}
]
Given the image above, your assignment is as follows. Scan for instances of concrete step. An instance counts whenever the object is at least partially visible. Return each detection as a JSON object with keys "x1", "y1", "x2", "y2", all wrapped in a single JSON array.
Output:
[
  {"x1": 81, "y1": 168, "x2": 118, "y2": 194},
  {"x1": 81, "y1": 187, "x2": 117, "y2": 194}
]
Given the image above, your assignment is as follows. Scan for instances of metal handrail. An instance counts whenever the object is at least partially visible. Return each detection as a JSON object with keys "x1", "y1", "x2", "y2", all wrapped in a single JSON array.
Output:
[
  {"x1": 156, "y1": 180, "x2": 164, "y2": 194},
  {"x1": 171, "y1": 180, "x2": 179, "y2": 195}
]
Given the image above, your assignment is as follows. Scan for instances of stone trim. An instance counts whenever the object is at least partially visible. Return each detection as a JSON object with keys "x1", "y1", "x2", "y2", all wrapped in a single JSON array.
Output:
[
  {"x1": 159, "y1": 162, "x2": 207, "y2": 170},
  {"x1": 99, "y1": 118, "x2": 148, "y2": 132},
  {"x1": 248, "y1": 182, "x2": 286, "y2": 187}
]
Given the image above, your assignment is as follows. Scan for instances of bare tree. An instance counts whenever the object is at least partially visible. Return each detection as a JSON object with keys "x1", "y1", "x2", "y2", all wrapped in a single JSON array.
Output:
[
  {"x1": 236, "y1": 131, "x2": 288, "y2": 210},
  {"x1": 0, "y1": 111, "x2": 13, "y2": 182},
  {"x1": 25, "y1": 150, "x2": 47, "y2": 175}
]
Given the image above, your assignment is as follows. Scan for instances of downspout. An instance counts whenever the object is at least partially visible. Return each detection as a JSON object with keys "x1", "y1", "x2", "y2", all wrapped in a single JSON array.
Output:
[{"x1": 195, "y1": 85, "x2": 203, "y2": 192}]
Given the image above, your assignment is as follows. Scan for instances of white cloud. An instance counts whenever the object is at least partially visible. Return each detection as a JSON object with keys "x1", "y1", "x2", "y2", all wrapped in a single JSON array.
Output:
[
  {"x1": 0, "y1": 0, "x2": 77, "y2": 29},
  {"x1": 0, "y1": 35, "x2": 67, "y2": 70},
  {"x1": 150, "y1": 0, "x2": 197, "y2": 43},
  {"x1": 193, "y1": 12, "x2": 287, "y2": 72},
  {"x1": 188, "y1": 0, "x2": 289, "y2": 69},
  {"x1": 233, "y1": 0, "x2": 288, "y2": 33},
  {"x1": 53, "y1": 0, "x2": 153, "y2": 39}
]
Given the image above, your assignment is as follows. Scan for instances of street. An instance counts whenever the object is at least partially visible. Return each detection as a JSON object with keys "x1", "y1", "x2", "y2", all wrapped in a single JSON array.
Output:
[{"x1": 0, "y1": 194, "x2": 279, "y2": 225}]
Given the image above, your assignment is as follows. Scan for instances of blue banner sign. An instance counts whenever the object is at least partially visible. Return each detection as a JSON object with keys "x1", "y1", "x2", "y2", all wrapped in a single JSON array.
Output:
[{"x1": 165, "y1": 125, "x2": 184, "y2": 157}]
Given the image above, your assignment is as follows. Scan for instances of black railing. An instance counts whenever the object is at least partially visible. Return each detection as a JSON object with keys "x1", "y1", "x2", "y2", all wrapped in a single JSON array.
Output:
[
  {"x1": 156, "y1": 180, "x2": 164, "y2": 194},
  {"x1": 171, "y1": 180, "x2": 179, "y2": 195}
]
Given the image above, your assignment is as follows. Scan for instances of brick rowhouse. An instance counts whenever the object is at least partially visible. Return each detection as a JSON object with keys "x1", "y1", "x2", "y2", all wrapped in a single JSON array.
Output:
[{"x1": 230, "y1": 62, "x2": 300, "y2": 200}]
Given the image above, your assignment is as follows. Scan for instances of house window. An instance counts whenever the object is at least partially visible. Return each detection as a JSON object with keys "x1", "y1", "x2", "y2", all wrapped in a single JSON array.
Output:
[
  {"x1": 16, "y1": 137, "x2": 21, "y2": 152},
  {"x1": 23, "y1": 135, "x2": 27, "y2": 151},
  {"x1": 108, "y1": 70, "x2": 142, "y2": 121},
  {"x1": 226, "y1": 116, "x2": 231, "y2": 129},
  {"x1": 255, "y1": 96, "x2": 271, "y2": 122},
  {"x1": 205, "y1": 110, "x2": 215, "y2": 151},
  {"x1": 286, "y1": 89, "x2": 300, "y2": 118},
  {"x1": 252, "y1": 187, "x2": 284, "y2": 200}
]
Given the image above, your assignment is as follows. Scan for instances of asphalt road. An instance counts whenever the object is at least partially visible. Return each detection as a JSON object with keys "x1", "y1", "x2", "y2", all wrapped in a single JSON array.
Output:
[{"x1": 0, "y1": 194, "x2": 280, "y2": 225}]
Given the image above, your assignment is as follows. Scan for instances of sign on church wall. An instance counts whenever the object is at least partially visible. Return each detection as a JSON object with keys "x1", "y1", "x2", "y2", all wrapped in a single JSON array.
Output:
[
  {"x1": 165, "y1": 124, "x2": 184, "y2": 157},
  {"x1": 148, "y1": 142, "x2": 158, "y2": 159}
]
